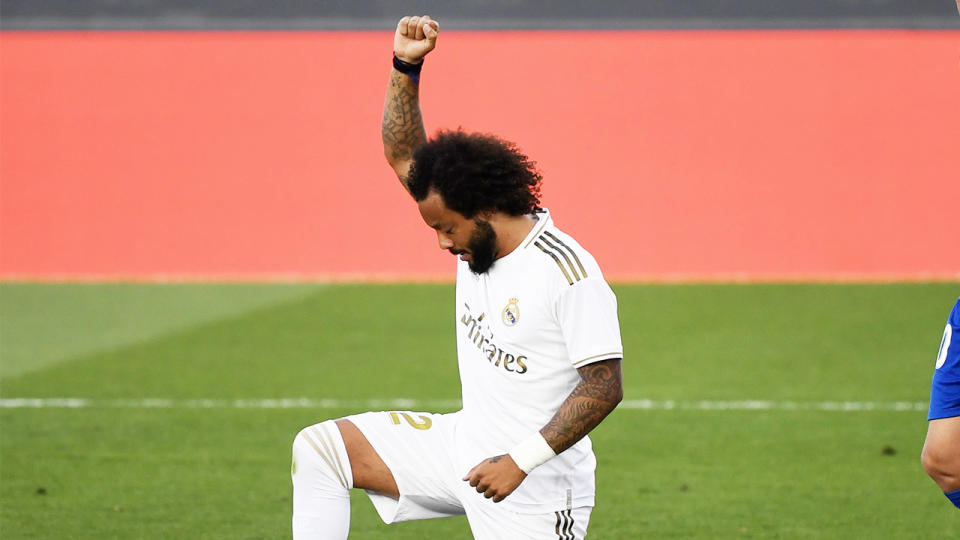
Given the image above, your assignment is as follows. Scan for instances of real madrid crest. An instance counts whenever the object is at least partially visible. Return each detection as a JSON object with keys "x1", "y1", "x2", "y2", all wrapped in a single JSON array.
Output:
[{"x1": 502, "y1": 297, "x2": 520, "y2": 326}]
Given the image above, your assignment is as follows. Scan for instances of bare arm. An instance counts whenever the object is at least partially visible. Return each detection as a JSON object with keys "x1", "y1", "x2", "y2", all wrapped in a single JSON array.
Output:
[
  {"x1": 540, "y1": 358, "x2": 624, "y2": 454},
  {"x1": 382, "y1": 70, "x2": 425, "y2": 185},
  {"x1": 382, "y1": 15, "x2": 438, "y2": 190},
  {"x1": 464, "y1": 358, "x2": 623, "y2": 502}
]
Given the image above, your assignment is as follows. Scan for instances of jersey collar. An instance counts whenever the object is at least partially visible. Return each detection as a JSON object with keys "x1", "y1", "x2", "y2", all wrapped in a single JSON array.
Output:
[{"x1": 521, "y1": 209, "x2": 551, "y2": 250}]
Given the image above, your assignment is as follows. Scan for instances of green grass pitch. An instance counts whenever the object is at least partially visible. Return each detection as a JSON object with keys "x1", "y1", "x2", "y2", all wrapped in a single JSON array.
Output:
[{"x1": 1, "y1": 282, "x2": 958, "y2": 538}]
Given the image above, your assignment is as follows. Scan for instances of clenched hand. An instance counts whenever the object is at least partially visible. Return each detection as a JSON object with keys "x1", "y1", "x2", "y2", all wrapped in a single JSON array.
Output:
[
  {"x1": 463, "y1": 454, "x2": 527, "y2": 503},
  {"x1": 394, "y1": 15, "x2": 439, "y2": 64}
]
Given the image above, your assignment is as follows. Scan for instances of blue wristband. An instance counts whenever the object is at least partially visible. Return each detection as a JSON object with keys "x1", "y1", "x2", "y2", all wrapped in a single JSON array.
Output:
[{"x1": 392, "y1": 55, "x2": 423, "y2": 83}]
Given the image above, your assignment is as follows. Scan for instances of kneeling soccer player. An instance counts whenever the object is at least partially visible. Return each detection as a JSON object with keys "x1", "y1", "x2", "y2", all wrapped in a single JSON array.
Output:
[
  {"x1": 921, "y1": 296, "x2": 960, "y2": 509},
  {"x1": 291, "y1": 14, "x2": 624, "y2": 539}
]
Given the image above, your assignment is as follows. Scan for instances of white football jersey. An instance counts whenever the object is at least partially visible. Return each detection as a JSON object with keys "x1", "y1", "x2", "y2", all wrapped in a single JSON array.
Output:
[{"x1": 453, "y1": 209, "x2": 623, "y2": 513}]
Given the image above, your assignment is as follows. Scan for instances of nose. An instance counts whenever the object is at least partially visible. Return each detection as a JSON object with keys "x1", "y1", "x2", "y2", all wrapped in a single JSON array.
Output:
[{"x1": 437, "y1": 231, "x2": 454, "y2": 250}]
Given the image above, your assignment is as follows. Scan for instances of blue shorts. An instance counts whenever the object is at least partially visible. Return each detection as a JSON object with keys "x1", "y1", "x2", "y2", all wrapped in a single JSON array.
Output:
[{"x1": 929, "y1": 297, "x2": 960, "y2": 420}]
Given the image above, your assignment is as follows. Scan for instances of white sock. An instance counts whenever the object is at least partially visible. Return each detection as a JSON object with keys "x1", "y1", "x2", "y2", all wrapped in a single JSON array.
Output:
[{"x1": 292, "y1": 421, "x2": 354, "y2": 540}]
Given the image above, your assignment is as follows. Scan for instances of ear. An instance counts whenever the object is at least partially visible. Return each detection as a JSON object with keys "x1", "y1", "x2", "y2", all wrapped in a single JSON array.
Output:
[{"x1": 476, "y1": 209, "x2": 495, "y2": 223}]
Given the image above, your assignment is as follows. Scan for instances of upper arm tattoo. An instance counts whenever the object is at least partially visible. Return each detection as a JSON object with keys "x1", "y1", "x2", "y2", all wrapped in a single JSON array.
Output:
[
  {"x1": 540, "y1": 359, "x2": 623, "y2": 455},
  {"x1": 575, "y1": 359, "x2": 624, "y2": 403}
]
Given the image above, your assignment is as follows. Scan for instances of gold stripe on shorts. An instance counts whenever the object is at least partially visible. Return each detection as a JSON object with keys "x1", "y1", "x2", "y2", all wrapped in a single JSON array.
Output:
[{"x1": 554, "y1": 509, "x2": 575, "y2": 539}]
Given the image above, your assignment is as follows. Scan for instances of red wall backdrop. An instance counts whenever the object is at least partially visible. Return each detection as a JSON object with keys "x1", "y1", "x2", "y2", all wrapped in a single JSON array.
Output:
[{"x1": 1, "y1": 31, "x2": 958, "y2": 281}]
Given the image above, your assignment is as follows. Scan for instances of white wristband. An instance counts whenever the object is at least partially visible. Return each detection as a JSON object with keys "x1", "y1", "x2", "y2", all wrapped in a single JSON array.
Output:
[{"x1": 508, "y1": 433, "x2": 557, "y2": 474}]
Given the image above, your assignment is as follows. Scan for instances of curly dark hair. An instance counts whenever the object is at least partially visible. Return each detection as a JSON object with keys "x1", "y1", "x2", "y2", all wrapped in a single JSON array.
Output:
[{"x1": 406, "y1": 130, "x2": 543, "y2": 218}]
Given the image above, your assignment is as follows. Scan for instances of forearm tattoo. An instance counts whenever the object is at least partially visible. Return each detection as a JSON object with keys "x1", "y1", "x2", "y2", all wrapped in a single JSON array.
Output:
[
  {"x1": 382, "y1": 70, "x2": 427, "y2": 165},
  {"x1": 541, "y1": 359, "x2": 623, "y2": 454}
]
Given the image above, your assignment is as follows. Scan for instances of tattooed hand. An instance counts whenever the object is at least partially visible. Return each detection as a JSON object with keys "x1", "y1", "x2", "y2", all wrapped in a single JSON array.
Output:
[{"x1": 463, "y1": 454, "x2": 527, "y2": 503}]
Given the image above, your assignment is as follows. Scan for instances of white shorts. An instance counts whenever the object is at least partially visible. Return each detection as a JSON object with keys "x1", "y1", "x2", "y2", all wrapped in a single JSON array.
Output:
[{"x1": 346, "y1": 410, "x2": 592, "y2": 539}]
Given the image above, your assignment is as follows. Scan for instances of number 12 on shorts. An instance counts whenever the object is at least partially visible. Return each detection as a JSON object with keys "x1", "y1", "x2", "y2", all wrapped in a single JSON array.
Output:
[{"x1": 389, "y1": 412, "x2": 433, "y2": 430}]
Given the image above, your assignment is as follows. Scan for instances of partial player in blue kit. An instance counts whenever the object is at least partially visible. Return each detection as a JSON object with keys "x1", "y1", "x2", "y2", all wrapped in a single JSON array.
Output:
[{"x1": 921, "y1": 296, "x2": 960, "y2": 509}]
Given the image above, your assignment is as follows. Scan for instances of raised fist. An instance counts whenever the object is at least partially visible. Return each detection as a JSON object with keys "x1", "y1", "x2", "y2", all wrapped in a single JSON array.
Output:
[{"x1": 394, "y1": 15, "x2": 439, "y2": 64}]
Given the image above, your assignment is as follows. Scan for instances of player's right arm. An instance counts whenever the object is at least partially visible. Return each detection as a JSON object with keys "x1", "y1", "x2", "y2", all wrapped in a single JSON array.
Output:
[{"x1": 382, "y1": 15, "x2": 439, "y2": 192}]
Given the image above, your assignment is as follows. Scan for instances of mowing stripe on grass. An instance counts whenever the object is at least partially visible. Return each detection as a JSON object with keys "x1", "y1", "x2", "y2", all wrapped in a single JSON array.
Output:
[{"x1": 0, "y1": 398, "x2": 928, "y2": 412}]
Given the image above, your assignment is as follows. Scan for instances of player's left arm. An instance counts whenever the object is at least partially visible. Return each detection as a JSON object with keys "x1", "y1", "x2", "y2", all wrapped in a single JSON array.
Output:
[
  {"x1": 463, "y1": 358, "x2": 623, "y2": 502},
  {"x1": 540, "y1": 358, "x2": 624, "y2": 452}
]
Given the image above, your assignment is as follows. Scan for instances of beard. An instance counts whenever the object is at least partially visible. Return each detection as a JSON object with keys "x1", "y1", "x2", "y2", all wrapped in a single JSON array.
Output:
[{"x1": 466, "y1": 219, "x2": 498, "y2": 274}]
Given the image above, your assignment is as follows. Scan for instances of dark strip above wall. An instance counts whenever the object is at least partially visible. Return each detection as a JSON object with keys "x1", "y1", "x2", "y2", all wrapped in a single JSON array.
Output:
[{"x1": 2, "y1": 0, "x2": 958, "y2": 30}]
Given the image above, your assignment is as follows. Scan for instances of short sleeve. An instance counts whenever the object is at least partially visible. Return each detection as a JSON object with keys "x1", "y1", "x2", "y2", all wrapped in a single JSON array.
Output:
[
  {"x1": 556, "y1": 278, "x2": 623, "y2": 368},
  {"x1": 928, "y1": 297, "x2": 960, "y2": 420}
]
